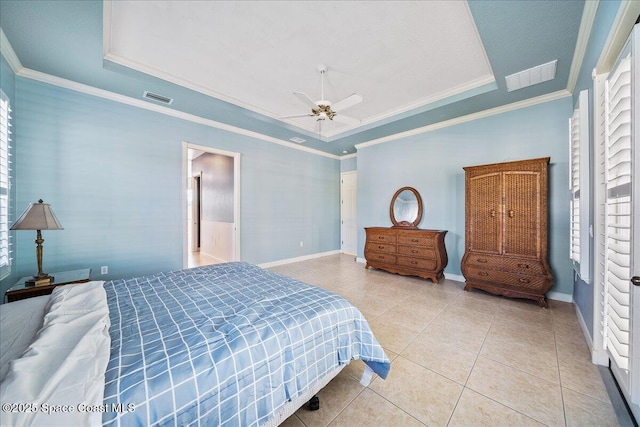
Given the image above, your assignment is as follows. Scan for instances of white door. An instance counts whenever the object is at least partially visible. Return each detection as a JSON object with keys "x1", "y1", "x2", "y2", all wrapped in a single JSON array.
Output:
[
  {"x1": 341, "y1": 172, "x2": 357, "y2": 256},
  {"x1": 601, "y1": 25, "x2": 640, "y2": 421}
]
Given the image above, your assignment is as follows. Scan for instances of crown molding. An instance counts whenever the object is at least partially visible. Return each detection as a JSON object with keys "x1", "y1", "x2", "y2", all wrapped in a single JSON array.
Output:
[
  {"x1": 355, "y1": 89, "x2": 571, "y2": 150},
  {"x1": 18, "y1": 68, "x2": 340, "y2": 160},
  {"x1": 566, "y1": 0, "x2": 599, "y2": 94},
  {"x1": 595, "y1": 0, "x2": 640, "y2": 74},
  {"x1": 0, "y1": 27, "x2": 23, "y2": 73}
]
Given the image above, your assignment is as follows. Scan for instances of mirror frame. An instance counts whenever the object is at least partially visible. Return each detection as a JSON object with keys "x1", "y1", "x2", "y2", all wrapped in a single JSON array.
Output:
[{"x1": 390, "y1": 186, "x2": 423, "y2": 228}]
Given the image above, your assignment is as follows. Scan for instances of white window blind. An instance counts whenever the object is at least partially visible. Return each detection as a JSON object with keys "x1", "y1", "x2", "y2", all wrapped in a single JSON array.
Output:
[
  {"x1": 0, "y1": 90, "x2": 12, "y2": 280},
  {"x1": 570, "y1": 107, "x2": 581, "y2": 263},
  {"x1": 569, "y1": 89, "x2": 590, "y2": 282},
  {"x1": 603, "y1": 52, "x2": 632, "y2": 371}
]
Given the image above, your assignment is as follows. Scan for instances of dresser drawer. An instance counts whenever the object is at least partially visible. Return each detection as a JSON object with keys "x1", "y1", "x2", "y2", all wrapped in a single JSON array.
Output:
[
  {"x1": 397, "y1": 256, "x2": 436, "y2": 271},
  {"x1": 465, "y1": 266, "x2": 547, "y2": 290},
  {"x1": 365, "y1": 251, "x2": 397, "y2": 265},
  {"x1": 366, "y1": 242, "x2": 396, "y2": 254},
  {"x1": 367, "y1": 233, "x2": 397, "y2": 245},
  {"x1": 465, "y1": 254, "x2": 545, "y2": 275},
  {"x1": 397, "y1": 246, "x2": 435, "y2": 259},
  {"x1": 397, "y1": 235, "x2": 434, "y2": 248}
]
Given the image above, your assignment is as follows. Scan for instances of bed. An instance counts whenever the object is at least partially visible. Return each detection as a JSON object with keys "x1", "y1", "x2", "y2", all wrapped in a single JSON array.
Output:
[{"x1": 0, "y1": 262, "x2": 390, "y2": 426}]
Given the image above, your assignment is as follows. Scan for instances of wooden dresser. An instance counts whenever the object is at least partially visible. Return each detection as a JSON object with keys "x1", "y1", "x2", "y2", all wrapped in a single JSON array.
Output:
[
  {"x1": 460, "y1": 157, "x2": 553, "y2": 307},
  {"x1": 364, "y1": 227, "x2": 448, "y2": 283}
]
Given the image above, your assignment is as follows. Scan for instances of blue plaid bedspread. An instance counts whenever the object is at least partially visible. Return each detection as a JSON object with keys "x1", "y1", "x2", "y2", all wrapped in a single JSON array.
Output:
[{"x1": 102, "y1": 262, "x2": 390, "y2": 426}]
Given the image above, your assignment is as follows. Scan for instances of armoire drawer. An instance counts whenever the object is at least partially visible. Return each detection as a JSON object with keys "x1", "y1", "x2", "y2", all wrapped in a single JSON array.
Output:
[
  {"x1": 465, "y1": 266, "x2": 547, "y2": 290},
  {"x1": 397, "y1": 246, "x2": 435, "y2": 259},
  {"x1": 397, "y1": 256, "x2": 436, "y2": 271},
  {"x1": 465, "y1": 254, "x2": 545, "y2": 276}
]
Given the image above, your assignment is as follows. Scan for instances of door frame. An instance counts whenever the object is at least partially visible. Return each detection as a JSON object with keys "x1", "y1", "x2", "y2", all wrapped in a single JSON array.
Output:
[
  {"x1": 191, "y1": 173, "x2": 202, "y2": 252},
  {"x1": 340, "y1": 171, "x2": 357, "y2": 256},
  {"x1": 182, "y1": 141, "x2": 241, "y2": 268}
]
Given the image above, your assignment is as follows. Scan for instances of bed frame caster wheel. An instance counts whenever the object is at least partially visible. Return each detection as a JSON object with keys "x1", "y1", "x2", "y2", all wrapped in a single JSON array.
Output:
[{"x1": 309, "y1": 395, "x2": 320, "y2": 411}]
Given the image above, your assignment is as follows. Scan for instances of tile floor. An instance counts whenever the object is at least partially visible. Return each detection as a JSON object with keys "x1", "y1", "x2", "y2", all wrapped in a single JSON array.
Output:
[{"x1": 268, "y1": 254, "x2": 619, "y2": 427}]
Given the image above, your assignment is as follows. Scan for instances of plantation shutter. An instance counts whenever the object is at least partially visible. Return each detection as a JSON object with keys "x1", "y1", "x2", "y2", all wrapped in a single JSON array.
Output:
[
  {"x1": 569, "y1": 90, "x2": 590, "y2": 281},
  {"x1": 603, "y1": 52, "x2": 632, "y2": 371},
  {"x1": 0, "y1": 90, "x2": 11, "y2": 279},
  {"x1": 569, "y1": 107, "x2": 581, "y2": 264}
]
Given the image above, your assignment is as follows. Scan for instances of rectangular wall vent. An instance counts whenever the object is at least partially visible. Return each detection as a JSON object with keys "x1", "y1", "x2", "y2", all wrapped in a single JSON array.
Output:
[
  {"x1": 289, "y1": 137, "x2": 306, "y2": 144},
  {"x1": 143, "y1": 91, "x2": 174, "y2": 105},
  {"x1": 505, "y1": 60, "x2": 557, "y2": 92}
]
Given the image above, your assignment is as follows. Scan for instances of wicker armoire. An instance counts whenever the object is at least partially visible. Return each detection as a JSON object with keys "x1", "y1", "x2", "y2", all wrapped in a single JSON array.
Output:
[{"x1": 460, "y1": 157, "x2": 553, "y2": 307}]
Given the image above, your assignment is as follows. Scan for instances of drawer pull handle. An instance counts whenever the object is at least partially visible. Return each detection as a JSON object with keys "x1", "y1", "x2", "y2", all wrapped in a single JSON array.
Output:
[
  {"x1": 411, "y1": 250, "x2": 418, "y2": 254},
  {"x1": 490, "y1": 209, "x2": 496, "y2": 217},
  {"x1": 508, "y1": 210, "x2": 515, "y2": 218},
  {"x1": 378, "y1": 245, "x2": 385, "y2": 249},
  {"x1": 478, "y1": 272, "x2": 489, "y2": 277},
  {"x1": 411, "y1": 261, "x2": 418, "y2": 265},
  {"x1": 477, "y1": 258, "x2": 488, "y2": 264},
  {"x1": 377, "y1": 255, "x2": 385, "y2": 260},
  {"x1": 518, "y1": 263, "x2": 529, "y2": 269},
  {"x1": 411, "y1": 238, "x2": 419, "y2": 242},
  {"x1": 378, "y1": 236, "x2": 385, "y2": 239},
  {"x1": 518, "y1": 278, "x2": 530, "y2": 284}
]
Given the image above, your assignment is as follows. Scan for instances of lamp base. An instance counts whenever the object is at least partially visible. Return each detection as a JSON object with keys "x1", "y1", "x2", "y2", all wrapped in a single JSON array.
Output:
[{"x1": 25, "y1": 275, "x2": 54, "y2": 287}]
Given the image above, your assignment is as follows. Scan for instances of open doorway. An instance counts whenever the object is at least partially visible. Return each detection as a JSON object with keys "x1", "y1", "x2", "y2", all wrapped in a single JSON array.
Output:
[{"x1": 183, "y1": 142, "x2": 241, "y2": 268}]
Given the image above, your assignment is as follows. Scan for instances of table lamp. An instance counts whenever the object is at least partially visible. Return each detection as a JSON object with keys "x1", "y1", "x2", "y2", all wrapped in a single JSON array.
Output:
[{"x1": 10, "y1": 199, "x2": 64, "y2": 286}]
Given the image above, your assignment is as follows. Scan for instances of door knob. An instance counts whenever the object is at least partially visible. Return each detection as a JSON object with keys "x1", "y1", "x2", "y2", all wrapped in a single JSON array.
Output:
[{"x1": 632, "y1": 276, "x2": 640, "y2": 286}]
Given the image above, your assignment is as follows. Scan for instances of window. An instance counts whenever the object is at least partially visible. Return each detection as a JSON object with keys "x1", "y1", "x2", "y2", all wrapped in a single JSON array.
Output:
[
  {"x1": 569, "y1": 89, "x2": 590, "y2": 283},
  {"x1": 0, "y1": 90, "x2": 11, "y2": 280}
]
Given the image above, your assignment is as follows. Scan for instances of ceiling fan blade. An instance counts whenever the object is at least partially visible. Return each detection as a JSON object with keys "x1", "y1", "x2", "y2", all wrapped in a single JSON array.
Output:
[
  {"x1": 332, "y1": 113, "x2": 361, "y2": 126},
  {"x1": 293, "y1": 92, "x2": 319, "y2": 109},
  {"x1": 280, "y1": 113, "x2": 314, "y2": 119},
  {"x1": 331, "y1": 93, "x2": 362, "y2": 112}
]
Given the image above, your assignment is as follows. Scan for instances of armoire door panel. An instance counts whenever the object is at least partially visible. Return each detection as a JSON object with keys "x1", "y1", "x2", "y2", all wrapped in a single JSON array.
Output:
[
  {"x1": 503, "y1": 171, "x2": 541, "y2": 258},
  {"x1": 468, "y1": 173, "x2": 502, "y2": 254}
]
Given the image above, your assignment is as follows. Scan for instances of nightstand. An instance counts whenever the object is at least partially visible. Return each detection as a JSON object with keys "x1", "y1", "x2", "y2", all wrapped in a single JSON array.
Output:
[{"x1": 5, "y1": 268, "x2": 92, "y2": 303}]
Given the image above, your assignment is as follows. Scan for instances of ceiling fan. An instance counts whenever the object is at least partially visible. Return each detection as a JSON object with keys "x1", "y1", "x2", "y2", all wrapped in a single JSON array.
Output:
[{"x1": 281, "y1": 64, "x2": 362, "y2": 131}]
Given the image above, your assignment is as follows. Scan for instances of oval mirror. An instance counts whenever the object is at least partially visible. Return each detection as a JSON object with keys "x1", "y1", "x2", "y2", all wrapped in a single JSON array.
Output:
[{"x1": 390, "y1": 187, "x2": 423, "y2": 228}]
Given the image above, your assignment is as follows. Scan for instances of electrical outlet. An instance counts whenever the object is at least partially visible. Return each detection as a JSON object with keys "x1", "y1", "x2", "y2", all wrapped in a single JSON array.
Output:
[
  {"x1": 300, "y1": 241, "x2": 304, "y2": 247},
  {"x1": 101, "y1": 266, "x2": 108, "y2": 275}
]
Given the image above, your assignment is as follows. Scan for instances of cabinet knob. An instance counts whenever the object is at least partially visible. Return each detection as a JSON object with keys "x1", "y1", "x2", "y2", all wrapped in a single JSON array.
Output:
[
  {"x1": 518, "y1": 263, "x2": 529, "y2": 269},
  {"x1": 477, "y1": 258, "x2": 488, "y2": 264},
  {"x1": 478, "y1": 271, "x2": 488, "y2": 277},
  {"x1": 490, "y1": 210, "x2": 496, "y2": 217},
  {"x1": 518, "y1": 278, "x2": 530, "y2": 284},
  {"x1": 508, "y1": 210, "x2": 515, "y2": 218}
]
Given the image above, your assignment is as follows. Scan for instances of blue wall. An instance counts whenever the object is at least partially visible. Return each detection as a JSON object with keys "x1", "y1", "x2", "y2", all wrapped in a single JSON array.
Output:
[
  {"x1": 0, "y1": 77, "x2": 340, "y2": 294},
  {"x1": 357, "y1": 98, "x2": 574, "y2": 298}
]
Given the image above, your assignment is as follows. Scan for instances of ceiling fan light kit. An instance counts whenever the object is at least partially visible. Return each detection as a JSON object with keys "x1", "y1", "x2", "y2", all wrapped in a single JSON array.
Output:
[{"x1": 281, "y1": 64, "x2": 362, "y2": 135}]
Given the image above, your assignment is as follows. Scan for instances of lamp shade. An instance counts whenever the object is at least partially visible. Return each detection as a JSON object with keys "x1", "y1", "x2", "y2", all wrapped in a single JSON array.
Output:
[{"x1": 10, "y1": 199, "x2": 63, "y2": 230}]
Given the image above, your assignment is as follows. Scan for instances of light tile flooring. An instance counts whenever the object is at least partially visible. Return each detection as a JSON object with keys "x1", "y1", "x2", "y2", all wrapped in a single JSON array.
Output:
[
  {"x1": 268, "y1": 254, "x2": 619, "y2": 427},
  {"x1": 188, "y1": 250, "x2": 222, "y2": 268}
]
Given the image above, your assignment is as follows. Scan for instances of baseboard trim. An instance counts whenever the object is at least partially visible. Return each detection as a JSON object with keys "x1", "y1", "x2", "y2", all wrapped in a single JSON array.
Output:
[
  {"x1": 546, "y1": 291, "x2": 573, "y2": 303},
  {"x1": 258, "y1": 250, "x2": 341, "y2": 269}
]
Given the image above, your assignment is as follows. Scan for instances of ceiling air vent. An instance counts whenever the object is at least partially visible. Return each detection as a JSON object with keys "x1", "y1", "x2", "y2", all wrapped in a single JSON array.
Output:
[
  {"x1": 143, "y1": 91, "x2": 173, "y2": 105},
  {"x1": 289, "y1": 137, "x2": 306, "y2": 144},
  {"x1": 505, "y1": 60, "x2": 557, "y2": 92}
]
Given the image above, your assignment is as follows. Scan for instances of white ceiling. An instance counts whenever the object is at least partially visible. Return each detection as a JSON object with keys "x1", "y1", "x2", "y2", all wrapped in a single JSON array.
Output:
[{"x1": 105, "y1": 1, "x2": 494, "y2": 138}]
